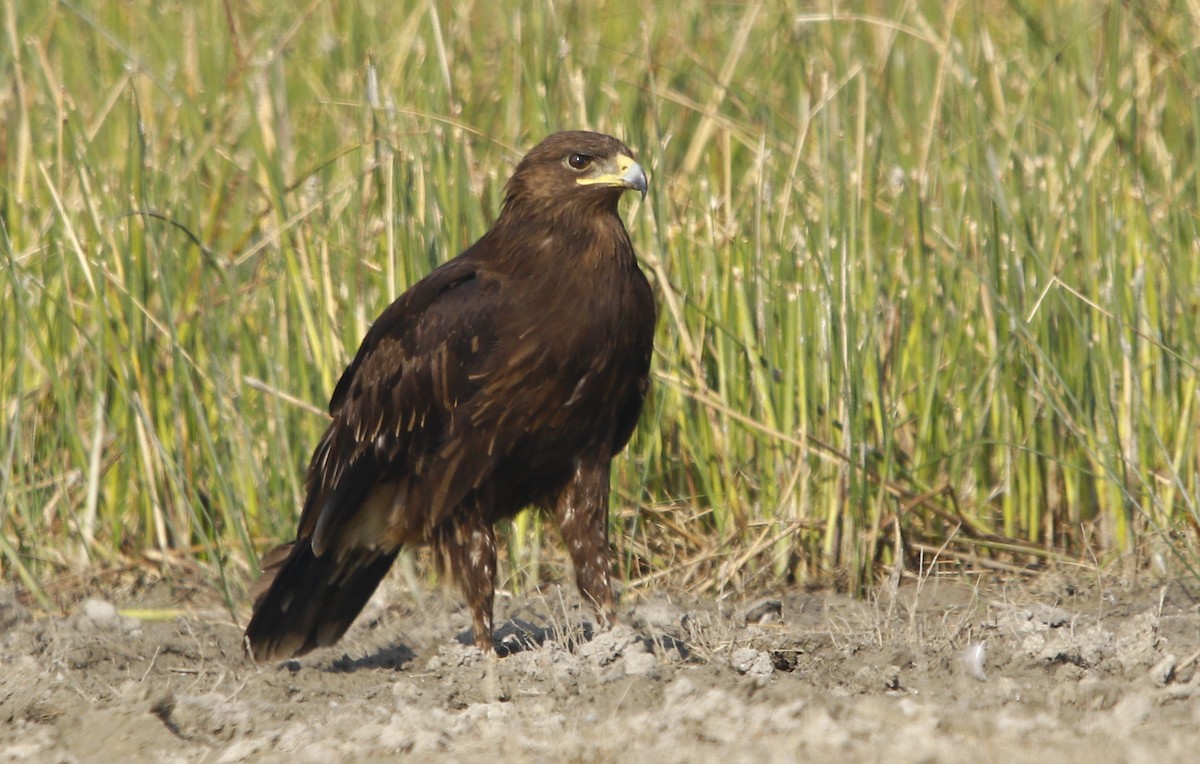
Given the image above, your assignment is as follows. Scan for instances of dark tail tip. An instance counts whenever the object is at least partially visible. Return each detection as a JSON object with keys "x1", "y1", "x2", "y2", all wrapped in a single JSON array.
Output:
[{"x1": 244, "y1": 539, "x2": 398, "y2": 662}]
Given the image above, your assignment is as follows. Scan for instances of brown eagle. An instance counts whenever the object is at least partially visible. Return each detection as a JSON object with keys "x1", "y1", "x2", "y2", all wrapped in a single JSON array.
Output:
[{"x1": 244, "y1": 131, "x2": 655, "y2": 659}]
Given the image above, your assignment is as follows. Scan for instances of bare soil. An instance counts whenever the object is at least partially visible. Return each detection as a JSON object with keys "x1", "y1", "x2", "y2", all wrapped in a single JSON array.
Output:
[{"x1": 2, "y1": 568, "x2": 1199, "y2": 762}]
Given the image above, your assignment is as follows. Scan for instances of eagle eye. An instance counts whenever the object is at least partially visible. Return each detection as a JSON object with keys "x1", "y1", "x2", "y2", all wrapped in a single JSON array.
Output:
[{"x1": 565, "y1": 153, "x2": 593, "y2": 171}]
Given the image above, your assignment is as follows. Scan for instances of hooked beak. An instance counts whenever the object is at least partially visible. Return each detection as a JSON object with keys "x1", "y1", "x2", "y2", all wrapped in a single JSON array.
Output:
[
  {"x1": 577, "y1": 154, "x2": 649, "y2": 199},
  {"x1": 617, "y1": 155, "x2": 648, "y2": 199}
]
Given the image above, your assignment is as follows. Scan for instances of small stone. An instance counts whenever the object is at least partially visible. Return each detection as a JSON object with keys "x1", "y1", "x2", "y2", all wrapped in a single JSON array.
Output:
[
  {"x1": 1150, "y1": 654, "x2": 1177, "y2": 686},
  {"x1": 579, "y1": 626, "x2": 637, "y2": 666},
  {"x1": 962, "y1": 642, "x2": 988, "y2": 682},
  {"x1": 744, "y1": 599, "x2": 783, "y2": 625},
  {"x1": 81, "y1": 598, "x2": 119, "y2": 627},
  {"x1": 730, "y1": 647, "x2": 774, "y2": 681}
]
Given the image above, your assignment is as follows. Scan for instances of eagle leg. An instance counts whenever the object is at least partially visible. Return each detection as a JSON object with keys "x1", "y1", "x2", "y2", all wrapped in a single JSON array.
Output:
[
  {"x1": 439, "y1": 504, "x2": 498, "y2": 651},
  {"x1": 552, "y1": 459, "x2": 616, "y2": 628}
]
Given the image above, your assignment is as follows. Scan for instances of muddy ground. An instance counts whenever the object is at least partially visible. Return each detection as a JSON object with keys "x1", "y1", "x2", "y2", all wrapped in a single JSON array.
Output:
[{"x1": 1, "y1": 567, "x2": 1198, "y2": 763}]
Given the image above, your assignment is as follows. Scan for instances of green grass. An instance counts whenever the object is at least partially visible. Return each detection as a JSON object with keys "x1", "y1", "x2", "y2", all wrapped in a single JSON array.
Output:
[{"x1": 3, "y1": 0, "x2": 1199, "y2": 605}]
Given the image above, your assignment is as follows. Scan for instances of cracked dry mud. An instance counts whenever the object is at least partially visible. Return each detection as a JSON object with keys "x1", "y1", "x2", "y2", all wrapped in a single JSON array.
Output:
[{"x1": 2, "y1": 572, "x2": 1199, "y2": 762}]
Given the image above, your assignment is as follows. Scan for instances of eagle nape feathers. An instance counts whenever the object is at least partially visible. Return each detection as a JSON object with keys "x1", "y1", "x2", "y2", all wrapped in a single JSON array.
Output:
[{"x1": 243, "y1": 131, "x2": 655, "y2": 660}]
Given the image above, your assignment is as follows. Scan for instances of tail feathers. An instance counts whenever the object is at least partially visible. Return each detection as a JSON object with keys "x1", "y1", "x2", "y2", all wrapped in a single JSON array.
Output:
[{"x1": 244, "y1": 538, "x2": 398, "y2": 661}]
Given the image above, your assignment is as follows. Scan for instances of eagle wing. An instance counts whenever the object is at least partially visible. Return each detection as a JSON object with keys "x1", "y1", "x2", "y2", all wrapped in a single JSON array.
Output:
[{"x1": 297, "y1": 255, "x2": 502, "y2": 558}]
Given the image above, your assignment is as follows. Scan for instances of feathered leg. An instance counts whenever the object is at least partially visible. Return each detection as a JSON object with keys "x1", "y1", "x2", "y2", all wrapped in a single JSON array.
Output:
[
  {"x1": 552, "y1": 458, "x2": 616, "y2": 627},
  {"x1": 439, "y1": 505, "x2": 498, "y2": 650}
]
